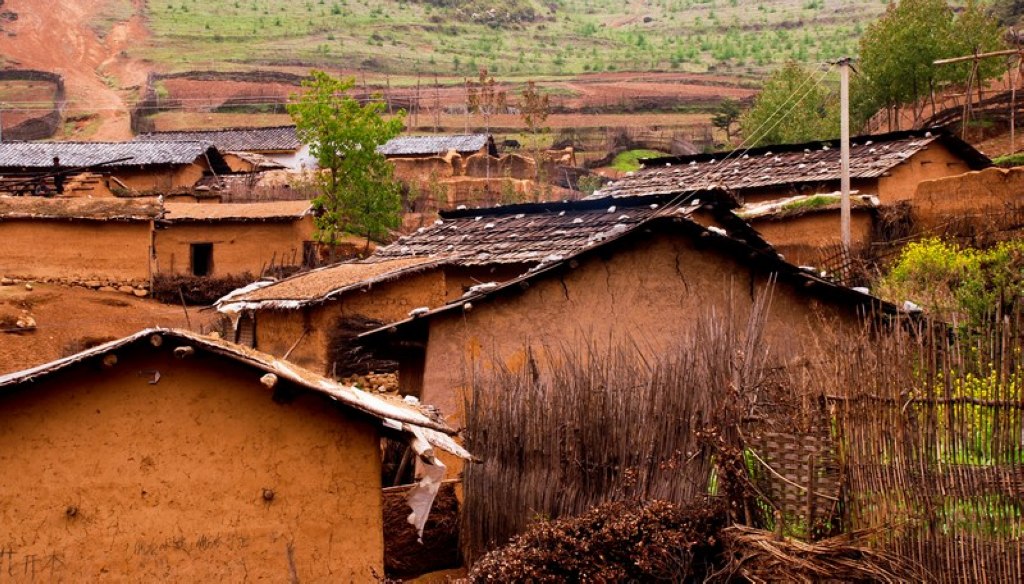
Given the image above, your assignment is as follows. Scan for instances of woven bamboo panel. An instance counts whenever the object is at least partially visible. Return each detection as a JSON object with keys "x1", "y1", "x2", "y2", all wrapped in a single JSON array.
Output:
[{"x1": 750, "y1": 429, "x2": 840, "y2": 538}]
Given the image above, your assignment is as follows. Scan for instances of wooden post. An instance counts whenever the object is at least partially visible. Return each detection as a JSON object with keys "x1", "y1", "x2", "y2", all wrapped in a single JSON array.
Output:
[
  {"x1": 839, "y1": 57, "x2": 851, "y2": 254},
  {"x1": 1011, "y1": 58, "x2": 1018, "y2": 154}
]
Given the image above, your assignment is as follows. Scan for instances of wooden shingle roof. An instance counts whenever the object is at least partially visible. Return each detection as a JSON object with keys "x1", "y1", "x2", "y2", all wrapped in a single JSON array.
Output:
[
  {"x1": 136, "y1": 126, "x2": 301, "y2": 152},
  {"x1": 596, "y1": 129, "x2": 990, "y2": 199}
]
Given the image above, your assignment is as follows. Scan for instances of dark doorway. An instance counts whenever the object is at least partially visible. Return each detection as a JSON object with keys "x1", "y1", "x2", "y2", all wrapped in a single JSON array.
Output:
[{"x1": 190, "y1": 243, "x2": 213, "y2": 277}]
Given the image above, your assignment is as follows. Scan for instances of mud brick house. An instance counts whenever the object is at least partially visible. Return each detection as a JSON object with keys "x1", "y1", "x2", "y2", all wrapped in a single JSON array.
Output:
[
  {"x1": 216, "y1": 257, "x2": 451, "y2": 375},
  {"x1": 136, "y1": 125, "x2": 313, "y2": 170},
  {"x1": 357, "y1": 208, "x2": 898, "y2": 429},
  {"x1": 377, "y1": 133, "x2": 568, "y2": 213},
  {"x1": 597, "y1": 128, "x2": 990, "y2": 205},
  {"x1": 0, "y1": 141, "x2": 231, "y2": 195},
  {"x1": 0, "y1": 196, "x2": 158, "y2": 285},
  {"x1": 0, "y1": 328, "x2": 466, "y2": 581},
  {"x1": 218, "y1": 194, "x2": 766, "y2": 379},
  {"x1": 155, "y1": 200, "x2": 315, "y2": 278},
  {"x1": 735, "y1": 192, "x2": 879, "y2": 267}
]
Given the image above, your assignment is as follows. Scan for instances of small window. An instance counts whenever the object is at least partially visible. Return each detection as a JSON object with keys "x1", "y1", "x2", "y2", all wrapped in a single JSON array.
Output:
[{"x1": 190, "y1": 243, "x2": 213, "y2": 277}]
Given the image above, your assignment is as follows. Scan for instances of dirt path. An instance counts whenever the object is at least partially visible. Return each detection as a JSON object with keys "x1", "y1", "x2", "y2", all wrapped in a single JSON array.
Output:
[{"x1": 0, "y1": 0, "x2": 151, "y2": 140}]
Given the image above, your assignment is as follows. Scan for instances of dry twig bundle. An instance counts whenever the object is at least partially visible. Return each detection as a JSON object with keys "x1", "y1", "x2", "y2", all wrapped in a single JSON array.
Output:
[{"x1": 715, "y1": 524, "x2": 923, "y2": 583}]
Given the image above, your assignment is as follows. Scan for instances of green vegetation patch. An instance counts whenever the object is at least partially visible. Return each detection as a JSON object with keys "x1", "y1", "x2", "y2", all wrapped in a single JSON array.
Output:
[
  {"x1": 610, "y1": 149, "x2": 665, "y2": 172},
  {"x1": 992, "y1": 152, "x2": 1024, "y2": 168},
  {"x1": 139, "y1": 0, "x2": 888, "y2": 76},
  {"x1": 777, "y1": 194, "x2": 836, "y2": 216}
]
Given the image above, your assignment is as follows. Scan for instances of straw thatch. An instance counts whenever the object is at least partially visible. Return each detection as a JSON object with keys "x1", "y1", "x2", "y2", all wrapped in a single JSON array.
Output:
[
  {"x1": 162, "y1": 200, "x2": 311, "y2": 222},
  {"x1": 219, "y1": 257, "x2": 442, "y2": 309}
]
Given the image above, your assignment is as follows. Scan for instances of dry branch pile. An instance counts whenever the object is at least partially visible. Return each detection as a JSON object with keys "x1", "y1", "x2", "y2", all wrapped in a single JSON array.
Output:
[
  {"x1": 468, "y1": 499, "x2": 727, "y2": 583},
  {"x1": 715, "y1": 525, "x2": 922, "y2": 583}
]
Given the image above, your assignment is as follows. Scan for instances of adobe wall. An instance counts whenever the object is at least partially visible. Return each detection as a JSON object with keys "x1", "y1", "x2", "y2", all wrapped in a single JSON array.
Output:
[
  {"x1": 752, "y1": 210, "x2": 874, "y2": 266},
  {"x1": 877, "y1": 142, "x2": 971, "y2": 204},
  {"x1": 463, "y1": 153, "x2": 536, "y2": 180},
  {"x1": 0, "y1": 220, "x2": 151, "y2": 283},
  {"x1": 112, "y1": 163, "x2": 207, "y2": 192},
  {"x1": 0, "y1": 344, "x2": 383, "y2": 581},
  {"x1": 253, "y1": 268, "x2": 447, "y2": 374},
  {"x1": 420, "y1": 233, "x2": 866, "y2": 425},
  {"x1": 911, "y1": 166, "x2": 1024, "y2": 233},
  {"x1": 390, "y1": 156, "x2": 457, "y2": 185},
  {"x1": 154, "y1": 217, "x2": 314, "y2": 277},
  {"x1": 222, "y1": 153, "x2": 259, "y2": 173}
]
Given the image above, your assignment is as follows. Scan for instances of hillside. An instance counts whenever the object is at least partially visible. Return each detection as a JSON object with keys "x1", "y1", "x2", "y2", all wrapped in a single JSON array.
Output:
[{"x1": 140, "y1": 0, "x2": 881, "y2": 77}]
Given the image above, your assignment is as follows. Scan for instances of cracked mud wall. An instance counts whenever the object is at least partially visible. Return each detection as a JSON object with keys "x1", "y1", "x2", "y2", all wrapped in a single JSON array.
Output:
[{"x1": 419, "y1": 232, "x2": 864, "y2": 426}]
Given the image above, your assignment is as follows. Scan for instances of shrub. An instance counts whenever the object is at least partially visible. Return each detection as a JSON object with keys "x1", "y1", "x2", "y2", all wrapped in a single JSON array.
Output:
[{"x1": 879, "y1": 238, "x2": 1024, "y2": 326}]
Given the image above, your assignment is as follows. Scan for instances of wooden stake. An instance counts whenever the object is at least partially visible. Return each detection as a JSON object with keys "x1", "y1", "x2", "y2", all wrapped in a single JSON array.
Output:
[{"x1": 839, "y1": 58, "x2": 851, "y2": 254}]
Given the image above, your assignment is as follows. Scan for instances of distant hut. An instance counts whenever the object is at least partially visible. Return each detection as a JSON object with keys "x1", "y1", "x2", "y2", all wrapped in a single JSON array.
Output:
[
  {"x1": 0, "y1": 196, "x2": 160, "y2": 285},
  {"x1": 136, "y1": 126, "x2": 312, "y2": 170},
  {"x1": 0, "y1": 141, "x2": 231, "y2": 195},
  {"x1": 155, "y1": 201, "x2": 316, "y2": 278}
]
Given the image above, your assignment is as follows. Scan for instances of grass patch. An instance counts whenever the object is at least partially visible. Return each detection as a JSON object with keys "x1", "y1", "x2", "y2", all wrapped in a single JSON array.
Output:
[
  {"x1": 610, "y1": 149, "x2": 666, "y2": 172},
  {"x1": 779, "y1": 194, "x2": 836, "y2": 214},
  {"x1": 90, "y1": 0, "x2": 135, "y2": 39},
  {"x1": 138, "y1": 0, "x2": 885, "y2": 76},
  {"x1": 992, "y1": 152, "x2": 1024, "y2": 168}
]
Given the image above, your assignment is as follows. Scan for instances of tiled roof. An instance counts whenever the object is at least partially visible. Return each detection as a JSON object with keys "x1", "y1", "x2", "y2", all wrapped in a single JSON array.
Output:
[
  {"x1": 378, "y1": 134, "x2": 493, "y2": 157},
  {"x1": 162, "y1": 200, "x2": 312, "y2": 222},
  {"x1": 359, "y1": 213, "x2": 904, "y2": 341},
  {"x1": 371, "y1": 195, "x2": 685, "y2": 266},
  {"x1": 0, "y1": 141, "x2": 221, "y2": 169},
  {"x1": 217, "y1": 257, "x2": 442, "y2": 308},
  {"x1": 0, "y1": 195, "x2": 162, "y2": 221},
  {"x1": 136, "y1": 126, "x2": 301, "y2": 152},
  {"x1": 596, "y1": 129, "x2": 991, "y2": 199}
]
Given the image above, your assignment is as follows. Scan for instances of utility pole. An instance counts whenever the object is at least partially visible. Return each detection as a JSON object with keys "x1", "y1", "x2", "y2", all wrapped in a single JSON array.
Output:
[
  {"x1": 839, "y1": 57, "x2": 851, "y2": 253},
  {"x1": 0, "y1": 104, "x2": 4, "y2": 143}
]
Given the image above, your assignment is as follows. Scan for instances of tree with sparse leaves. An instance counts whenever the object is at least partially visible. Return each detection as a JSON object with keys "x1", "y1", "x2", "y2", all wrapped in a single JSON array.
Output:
[
  {"x1": 466, "y1": 68, "x2": 506, "y2": 180},
  {"x1": 520, "y1": 81, "x2": 551, "y2": 200},
  {"x1": 739, "y1": 62, "x2": 839, "y2": 146},
  {"x1": 288, "y1": 70, "x2": 405, "y2": 252}
]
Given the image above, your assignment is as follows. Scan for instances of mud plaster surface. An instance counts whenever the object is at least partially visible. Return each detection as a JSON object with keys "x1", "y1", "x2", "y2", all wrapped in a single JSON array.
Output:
[{"x1": 0, "y1": 344, "x2": 384, "y2": 581}]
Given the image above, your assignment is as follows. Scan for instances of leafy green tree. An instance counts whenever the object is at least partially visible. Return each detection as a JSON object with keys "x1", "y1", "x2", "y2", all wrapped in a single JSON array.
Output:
[
  {"x1": 287, "y1": 70, "x2": 405, "y2": 252},
  {"x1": 711, "y1": 98, "x2": 741, "y2": 142},
  {"x1": 739, "y1": 62, "x2": 839, "y2": 146},
  {"x1": 855, "y1": 0, "x2": 1005, "y2": 129}
]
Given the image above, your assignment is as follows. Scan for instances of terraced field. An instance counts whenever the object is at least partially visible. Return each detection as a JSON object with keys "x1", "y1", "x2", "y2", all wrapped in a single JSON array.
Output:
[{"x1": 139, "y1": 0, "x2": 889, "y2": 77}]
